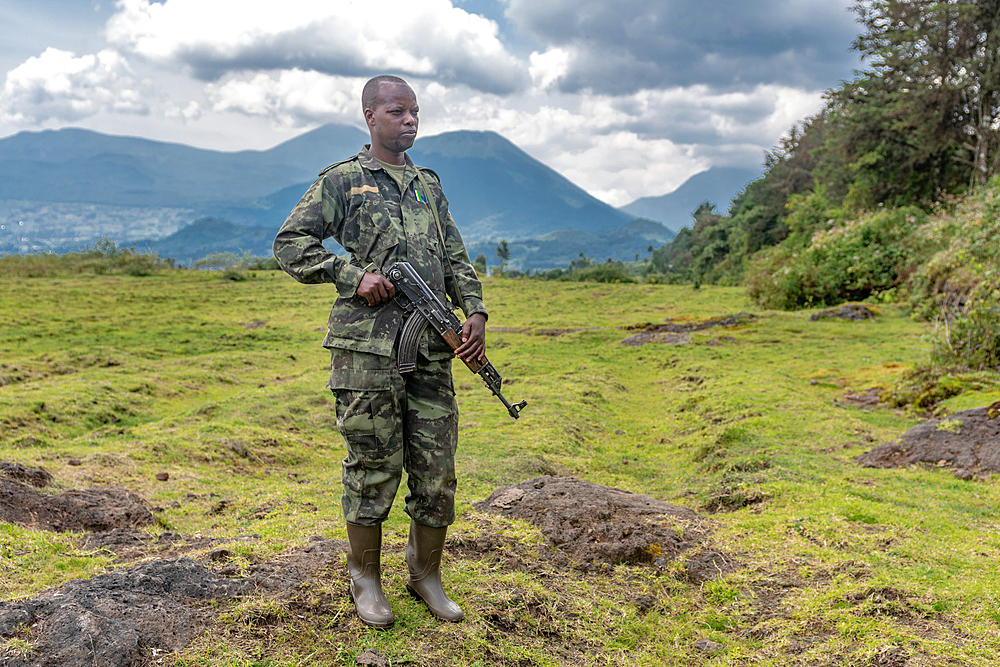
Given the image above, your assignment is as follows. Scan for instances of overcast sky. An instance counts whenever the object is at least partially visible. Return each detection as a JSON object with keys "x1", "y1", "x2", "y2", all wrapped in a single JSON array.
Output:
[{"x1": 0, "y1": 0, "x2": 862, "y2": 206}]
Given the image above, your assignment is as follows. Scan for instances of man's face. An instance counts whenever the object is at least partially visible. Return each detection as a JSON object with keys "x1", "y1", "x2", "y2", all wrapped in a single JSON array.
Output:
[{"x1": 365, "y1": 83, "x2": 419, "y2": 160}]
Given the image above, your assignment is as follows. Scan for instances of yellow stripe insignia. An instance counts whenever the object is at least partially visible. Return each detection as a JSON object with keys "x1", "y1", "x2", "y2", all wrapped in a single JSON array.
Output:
[{"x1": 348, "y1": 185, "x2": 379, "y2": 197}]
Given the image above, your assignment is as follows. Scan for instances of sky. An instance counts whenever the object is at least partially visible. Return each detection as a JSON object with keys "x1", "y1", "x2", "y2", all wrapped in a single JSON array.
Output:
[{"x1": 0, "y1": 0, "x2": 863, "y2": 207}]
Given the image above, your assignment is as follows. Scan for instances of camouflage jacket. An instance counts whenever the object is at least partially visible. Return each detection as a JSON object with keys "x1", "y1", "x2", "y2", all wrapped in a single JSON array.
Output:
[{"x1": 273, "y1": 146, "x2": 487, "y2": 360}]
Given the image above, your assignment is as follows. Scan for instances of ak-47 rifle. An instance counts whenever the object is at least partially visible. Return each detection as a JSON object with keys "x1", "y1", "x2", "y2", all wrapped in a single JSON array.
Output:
[{"x1": 381, "y1": 261, "x2": 527, "y2": 420}]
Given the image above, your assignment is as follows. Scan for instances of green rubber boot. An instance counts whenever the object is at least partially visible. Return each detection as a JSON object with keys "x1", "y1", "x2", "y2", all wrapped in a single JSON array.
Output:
[
  {"x1": 405, "y1": 520, "x2": 465, "y2": 622},
  {"x1": 345, "y1": 522, "x2": 394, "y2": 629}
]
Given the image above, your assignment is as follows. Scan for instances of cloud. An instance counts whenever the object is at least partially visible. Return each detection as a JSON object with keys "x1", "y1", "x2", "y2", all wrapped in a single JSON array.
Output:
[
  {"x1": 505, "y1": 0, "x2": 859, "y2": 95},
  {"x1": 1, "y1": 47, "x2": 147, "y2": 124},
  {"x1": 207, "y1": 70, "x2": 360, "y2": 127},
  {"x1": 105, "y1": 0, "x2": 528, "y2": 94},
  {"x1": 413, "y1": 80, "x2": 824, "y2": 205}
]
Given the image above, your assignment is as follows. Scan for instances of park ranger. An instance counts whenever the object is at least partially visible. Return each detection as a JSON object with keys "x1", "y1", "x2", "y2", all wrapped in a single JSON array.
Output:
[{"x1": 273, "y1": 75, "x2": 487, "y2": 628}]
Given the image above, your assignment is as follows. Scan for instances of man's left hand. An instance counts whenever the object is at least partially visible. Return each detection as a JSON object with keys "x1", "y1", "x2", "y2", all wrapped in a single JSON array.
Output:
[{"x1": 455, "y1": 313, "x2": 486, "y2": 363}]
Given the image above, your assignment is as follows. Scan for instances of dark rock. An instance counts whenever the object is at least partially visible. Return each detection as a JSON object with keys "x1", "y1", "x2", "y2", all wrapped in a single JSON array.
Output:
[
  {"x1": 809, "y1": 303, "x2": 878, "y2": 321},
  {"x1": 856, "y1": 406, "x2": 1000, "y2": 477},
  {"x1": 634, "y1": 594, "x2": 656, "y2": 612},
  {"x1": 155, "y1": 472, "x2": 169, "y2": 481},
  {"x1": 693, "y1": 638, "x2": 725, "y2": 654},
  {"x1": 356, "y1": 648, "x2": 391, "y2": 666}
]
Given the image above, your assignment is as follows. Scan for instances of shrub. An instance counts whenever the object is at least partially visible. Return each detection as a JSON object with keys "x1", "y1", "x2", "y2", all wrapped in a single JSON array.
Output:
[
  {"x1": 745, "y1": 206, "x2": 927, "y2": 309},
  {"x1": 572, "y1": 262, "x2": 636, "y2": 283},
  {"x1": 0, "y1": 239, "x2": 170, "y2": 278},
  {"x1": 193, "y1": 251, "x2": 275, "y2": 280},
  {"x1": 932, "y1": 274, "x2": 1000, "y2": 370}
]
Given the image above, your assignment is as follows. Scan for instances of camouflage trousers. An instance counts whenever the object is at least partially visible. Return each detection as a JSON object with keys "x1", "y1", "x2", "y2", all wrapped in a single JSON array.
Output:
[{"x1": 328, "y1": 346, "x2": 458, "y2": 528}]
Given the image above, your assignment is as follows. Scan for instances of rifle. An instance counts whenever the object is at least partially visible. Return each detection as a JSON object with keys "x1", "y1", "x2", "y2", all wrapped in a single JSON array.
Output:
[{"x1": 382, "y1": 261, "x2": 527, "y2": 419}]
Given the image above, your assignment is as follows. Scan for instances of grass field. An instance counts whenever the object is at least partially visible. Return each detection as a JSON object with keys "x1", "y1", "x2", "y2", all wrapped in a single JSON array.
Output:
[{"x1": 2, "y1": 270, "x2": 999, "y2": 666}]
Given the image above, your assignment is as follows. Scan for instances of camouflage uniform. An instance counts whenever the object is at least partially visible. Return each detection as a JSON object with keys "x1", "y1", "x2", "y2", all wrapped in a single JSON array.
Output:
[{"x1": 273, "y1": 146, "x2": 486, "y2": 528}]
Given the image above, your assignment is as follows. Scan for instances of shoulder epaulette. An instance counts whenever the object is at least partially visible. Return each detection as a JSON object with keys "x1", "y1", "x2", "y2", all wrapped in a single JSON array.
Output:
[
  {"x1": 318, "y1": 156, "x2": 358, "y2": 177},
  {"x1": 416, "y1": 166, "x2": 441, "y2": 183}
]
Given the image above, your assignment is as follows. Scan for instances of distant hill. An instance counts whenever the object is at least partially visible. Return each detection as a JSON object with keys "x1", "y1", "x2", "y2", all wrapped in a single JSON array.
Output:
[
  {"x1": 0, "y1": 125, "x2": 637, "y2": 260},
  {"x1": 409, "y1": 131, "x2": 635, "y2": 240},
  {"x1": 0, "y1": 125, "x2": 368, "y2": 207},
  {"x1": 620, "y1": 167, "x2": 762, "y2": 229},
  {"x1": 139, "y1": 218, "x2": 278, "y2": 266}
]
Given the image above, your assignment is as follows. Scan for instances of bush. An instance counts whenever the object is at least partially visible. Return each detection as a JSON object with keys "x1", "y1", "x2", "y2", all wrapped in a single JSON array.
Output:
[
  {"x1": 0, "y1": 239, "x2": 170, "y2": 278},
  {"x1": 193, "y1": 251, "x2": 276, "y2": 280},
  {"x1": 745, "y1": 206, "x2": 927, "y2": 309},
  {"x1": 572, "y1": 263, "x2": 636, "y2": 283},
  {"x1": 932, "y1": 275, "x2": 1000, "y2": 370}
]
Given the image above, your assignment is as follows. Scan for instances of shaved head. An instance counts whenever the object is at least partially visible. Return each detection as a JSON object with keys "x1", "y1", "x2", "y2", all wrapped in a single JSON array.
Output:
[{"x1": 362, "y1": 75, "x2": 410, "y2": 113}]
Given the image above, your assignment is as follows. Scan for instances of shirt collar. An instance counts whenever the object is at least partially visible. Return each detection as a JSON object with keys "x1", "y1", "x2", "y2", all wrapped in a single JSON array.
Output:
[{"x1": 359, "y1": 145, "x2": 413, "y2": 171}]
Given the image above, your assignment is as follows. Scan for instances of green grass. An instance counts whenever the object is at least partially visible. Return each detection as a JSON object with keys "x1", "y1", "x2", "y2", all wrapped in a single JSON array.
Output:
[{"x1": 2, "y1": 270, "x2": 1000, "y2": 665}]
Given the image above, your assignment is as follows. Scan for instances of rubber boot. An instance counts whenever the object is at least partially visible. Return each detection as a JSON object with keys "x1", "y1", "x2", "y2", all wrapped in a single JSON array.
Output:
[
  {"x1": 345, "y1": 522, "x2": 394, "y2": 629},
  {"x1": 405, "y1": 520, "x2": 465, "y2": 622}
]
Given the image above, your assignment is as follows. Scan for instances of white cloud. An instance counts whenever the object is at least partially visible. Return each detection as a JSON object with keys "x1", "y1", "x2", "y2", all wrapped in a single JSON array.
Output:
[
  {"x1": 414, "y1": 82, "x2": 824, "y2": 205},
  {"x1": 105, "y1": 0, "x2": 528, "y2": 93},
  {"x1": 164, "y1": 99, "x2": 201, "y2": 121},
  {"x1": 1, "y1": 47, "x2": 147, "y2": 124},
  {"x1": 207, "y1": 70, "x2": 361, "y2": 127},
  {"x1": 529, "y1": 47, "x2": 571, "y2": 91}
]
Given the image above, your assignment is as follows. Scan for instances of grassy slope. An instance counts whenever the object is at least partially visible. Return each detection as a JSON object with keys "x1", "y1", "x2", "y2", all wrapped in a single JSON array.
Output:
[{"x1": 2, "y1": 271, "x2": 999, "y2": 665}]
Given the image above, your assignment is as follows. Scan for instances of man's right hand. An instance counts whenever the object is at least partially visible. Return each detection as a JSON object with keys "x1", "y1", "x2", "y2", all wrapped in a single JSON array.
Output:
[{"x1": 356, "y1": 272, "x2": 396, "y2": 306}]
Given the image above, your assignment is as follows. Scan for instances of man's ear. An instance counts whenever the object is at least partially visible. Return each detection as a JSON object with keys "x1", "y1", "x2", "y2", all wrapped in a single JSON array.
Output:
[{"x1": 363, "y1": 107, "x2": 375, "y2": 127}]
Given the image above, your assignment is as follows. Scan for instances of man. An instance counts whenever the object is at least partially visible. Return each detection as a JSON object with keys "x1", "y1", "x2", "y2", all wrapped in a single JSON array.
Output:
[{"x1": 273, "y1": 75, "x2": 487, "y2": 629}]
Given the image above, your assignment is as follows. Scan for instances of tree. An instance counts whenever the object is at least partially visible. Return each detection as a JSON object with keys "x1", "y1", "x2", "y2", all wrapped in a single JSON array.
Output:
[
  {"x1": 495, "y1": 239, "x2": 511, "y2": 275},
  {"x1": 833, "y1": 0, "x2": 1000, "y2": 192},
  {"x1": 473, "y1": 252, "x2": 487, "y2": 275}
]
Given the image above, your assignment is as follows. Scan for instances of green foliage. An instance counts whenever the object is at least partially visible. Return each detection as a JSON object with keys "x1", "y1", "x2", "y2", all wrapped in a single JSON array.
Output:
[
  {"x1": 529, "y1": 252, "x2": 637, "y2": 283},
  {"x1": 933, "y1": 275, "x2": 1000, "y2": 371},
  {"x1": 192, "y1": 250, "x2": 276, "y2": 280},
  {"x1": 645, "y1": 1, "x2": 1000, "y2": 291},
  {"x1": 571, "y1": 262, "x2": 636, "y2": 284},
  {"x1": 0, "y1": 238, "x2": 171, "y2": 278},
  {"x1": 495, "y1": 239, "x2": 511, "y2": 274},
  {"x1": 473, "y1": 252, "x2": 488, "y2": 275},
  {"x1": 746, "y1": 206, "x2": 928, "y2": 308},
  {"x1": 883, "y1": 365, "x2": 1000, "y2": 413}
]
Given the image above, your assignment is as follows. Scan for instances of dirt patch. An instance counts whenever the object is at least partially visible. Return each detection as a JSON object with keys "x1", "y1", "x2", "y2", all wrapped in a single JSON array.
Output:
[
  {"x1": 77, "y1": 530, "x2": 264, "y2": 563},
  {"x1": 0, "y1": 537, "x2": 345, "y2": 667},
  {"x1": 620, "y1": 313, "x2": 754, "y2": 347},
  {"x1": 809, "y1": 303, "x2": 878, "y2": 321},
  {"x1": 835, "y1": 387, "x2": 883, "y2": 408},
  {"x1": 855, "y1": 405, "x2": 1000, "y2": 479},
  {"x1": 0, "y1": 477, "x2": 155, "y2": 532},
  {"x1": 0, "y1": 462, "x2": 53, "y2": 488},
  {"x1": 475, "y1": 476, "x2": 713, "y2": 571}
]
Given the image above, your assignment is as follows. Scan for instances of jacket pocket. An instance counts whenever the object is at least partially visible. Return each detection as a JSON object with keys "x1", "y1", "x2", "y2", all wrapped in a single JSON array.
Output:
[
  {"x1": 327, "y1": 296, "x2": 377, "y2": 341},
  {"x1": 327, "y1": 347, "x2": 395, "y2": 391}
]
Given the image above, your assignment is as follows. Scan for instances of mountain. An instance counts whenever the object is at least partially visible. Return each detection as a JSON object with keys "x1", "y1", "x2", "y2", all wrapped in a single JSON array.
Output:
[
  {"x1": 139, "y1": 218, "x2": 277, "y2": 265},
  {"x1": 0, "y1": 125, "x2": 368, "y2": 207},
  {"x1": 409, "y1": 131, "x2": 635, "y2": 240},
  {"x1": 0, "y1": 125, "x2": 640, "y2": 259},
  {"x1": 620, "y1": 167, "x2": 762, "y2": 229}
]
